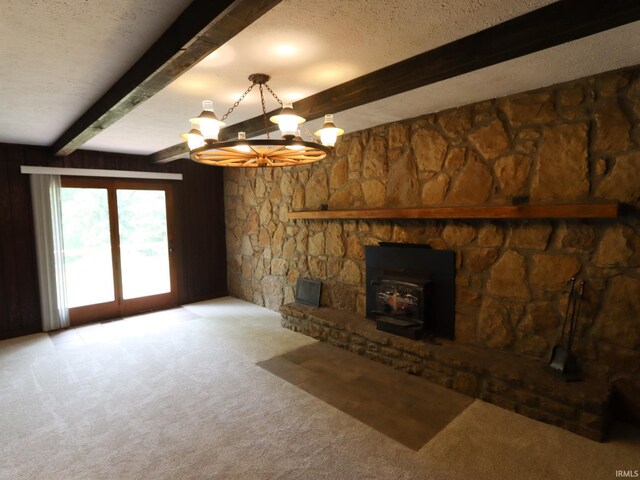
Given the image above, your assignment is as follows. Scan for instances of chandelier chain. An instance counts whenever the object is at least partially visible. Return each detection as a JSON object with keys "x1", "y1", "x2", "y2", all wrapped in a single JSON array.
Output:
[
  {"x1": 302, "y1": 124, "x2": 315, "y2": 141},
  {"x1": 220, "y1": 83, "x2": 255, "y2": 122},
  {"x1": 263, "y1": 82, "x2": 284, "y2": 106},
  {"x1": 259, "y1": 84, "x2": 271, "y2": 139}
]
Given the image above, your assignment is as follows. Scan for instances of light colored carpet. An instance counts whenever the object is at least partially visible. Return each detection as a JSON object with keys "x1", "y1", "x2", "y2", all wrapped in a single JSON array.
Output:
[{"x1": 0, "y1": 297, "x2": 638, "y2": 479}]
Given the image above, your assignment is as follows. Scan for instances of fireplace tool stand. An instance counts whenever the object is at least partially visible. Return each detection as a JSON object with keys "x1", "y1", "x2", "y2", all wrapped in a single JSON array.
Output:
[{"x1": 545, "y1": 277, "x2": 585, "y2": 382}]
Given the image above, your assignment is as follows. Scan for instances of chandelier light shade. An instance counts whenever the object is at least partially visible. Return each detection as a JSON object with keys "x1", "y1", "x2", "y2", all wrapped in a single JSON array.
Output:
[
  {"x1": 269, "y1": 103, "x2": 305, "y2": 137},
  {"x1": 315, "y1": 114, "x2": 344, "y2": 147},
  {"x1": 182, "y1": 74, "x2": 344, "y2": 167}
]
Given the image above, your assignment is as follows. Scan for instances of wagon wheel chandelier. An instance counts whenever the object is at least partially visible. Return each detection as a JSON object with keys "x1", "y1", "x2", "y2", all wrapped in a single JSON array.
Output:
[{"x1": 182, "y1": 73, "x2": 344, "y2": 168}]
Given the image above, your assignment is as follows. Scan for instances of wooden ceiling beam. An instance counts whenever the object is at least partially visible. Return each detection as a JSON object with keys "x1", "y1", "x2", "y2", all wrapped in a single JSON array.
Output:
[
  {"x1": 150, "y1": 0, "x2": 640, "y2": 164},
  {"x1": 51, "y1": 0, "x2": 283, "y2": 157}
]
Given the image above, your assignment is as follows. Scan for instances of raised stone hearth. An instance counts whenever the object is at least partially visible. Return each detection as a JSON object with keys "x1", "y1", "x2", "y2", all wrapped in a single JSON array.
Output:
[{"x1": 280, "y1": 302, "x2": 612, "y2": 441}]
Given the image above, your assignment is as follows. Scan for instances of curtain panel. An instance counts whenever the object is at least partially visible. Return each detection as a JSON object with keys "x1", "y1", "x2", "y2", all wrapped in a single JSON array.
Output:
[{"x1": 30, "y1": 174, "x2": 69, "y2": 331}]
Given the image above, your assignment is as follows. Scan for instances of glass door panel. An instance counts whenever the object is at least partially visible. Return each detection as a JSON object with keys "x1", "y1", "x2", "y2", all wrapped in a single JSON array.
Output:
[
  {"x1": 60, "y1": 187, "x2": 115, "y2": 308},
  {"x1": 116, "y1": 189, "x2": 171, "y2": 300},
  {"x1": 60, "y1": 177, "x2": 178, "y2": 326}
]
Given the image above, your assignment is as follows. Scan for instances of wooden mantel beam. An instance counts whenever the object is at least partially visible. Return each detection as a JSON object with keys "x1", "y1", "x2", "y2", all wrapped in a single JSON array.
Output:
[
  {"x1": 287, "y1": 203, "x2": 620, "y2": 221},
  {"x1": 150, "y1": 0, "x2": 640, "y2": 164},
  {"x1": 51, "y1": 0, "x2": 283, "y2": 157}
]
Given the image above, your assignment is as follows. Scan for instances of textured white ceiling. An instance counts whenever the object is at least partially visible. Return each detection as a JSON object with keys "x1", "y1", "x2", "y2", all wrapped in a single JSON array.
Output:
[
  {"x1": 0, "y1": 0, "x2": 192, "y2": 146},
  {"x1": 1, "y1": 0, "x2": 639, "y2": 156},
  {"x1": 83, "y1": 0, "x2": 556, "y2": 154}
]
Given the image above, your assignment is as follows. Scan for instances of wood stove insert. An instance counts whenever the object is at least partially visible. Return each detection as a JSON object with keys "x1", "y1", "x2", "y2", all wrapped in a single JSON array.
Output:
[{"x1": 365, "y1": 243, "x2": 455, "y2": 340}]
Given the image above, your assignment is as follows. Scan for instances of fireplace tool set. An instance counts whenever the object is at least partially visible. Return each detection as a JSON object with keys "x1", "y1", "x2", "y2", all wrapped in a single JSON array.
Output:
[{"x1": 546, "y1": 277, "x2": 585, "y2": 381}]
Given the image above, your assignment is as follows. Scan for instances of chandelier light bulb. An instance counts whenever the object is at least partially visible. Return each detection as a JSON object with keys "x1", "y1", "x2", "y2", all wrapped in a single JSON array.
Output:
[
  {"x1": 181, "y1": 120, "x2": 205, "y2": 151},
  {"x1": 270, "y1": 103, "x2": 305, "y2": 138},
  {"x1": 315, "y1": 114, "x2": 344, "y2": 147},
  {"x1": 286, "y1": 130, "x2": 305, "y2": 150},
  {"x1": 235, "y1": 132, "x2": 251, "y2": 152}
]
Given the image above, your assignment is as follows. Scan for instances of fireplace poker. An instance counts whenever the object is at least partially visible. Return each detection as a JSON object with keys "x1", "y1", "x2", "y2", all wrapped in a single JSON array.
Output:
[
  {"x1": 558, "y1": 277, "x2": 576, "y2": 347},
  {"x1": 567, "y1": 281, "x2": 585, "y2": 352}
]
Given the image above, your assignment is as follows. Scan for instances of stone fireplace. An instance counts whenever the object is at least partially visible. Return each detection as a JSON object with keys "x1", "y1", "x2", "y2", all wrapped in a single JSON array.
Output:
[{"x1": 223, "y1": 64, "x2": 640, "y2": 429}]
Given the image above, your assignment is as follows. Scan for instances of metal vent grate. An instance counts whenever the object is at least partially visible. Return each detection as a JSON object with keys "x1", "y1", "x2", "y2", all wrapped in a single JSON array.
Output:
[{"x1": 295, "y1": 278, "x2": 322, "y2": 307}]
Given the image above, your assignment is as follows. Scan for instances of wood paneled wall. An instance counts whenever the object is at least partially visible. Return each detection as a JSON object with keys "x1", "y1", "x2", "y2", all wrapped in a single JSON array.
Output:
[{"x1": 0, "y1": 143, "x2": 227, "y2": 339}]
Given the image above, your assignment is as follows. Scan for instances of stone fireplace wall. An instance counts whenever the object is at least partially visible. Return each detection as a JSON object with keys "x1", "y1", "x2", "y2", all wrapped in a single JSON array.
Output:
[{"x1": 223, "y1": 65, "x2": 640, "y2": 420}]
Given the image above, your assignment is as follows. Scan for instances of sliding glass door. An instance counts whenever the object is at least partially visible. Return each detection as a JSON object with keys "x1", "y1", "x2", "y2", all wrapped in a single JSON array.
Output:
[{"x1": 60, "y1": 177, "x2": 178, "y2": 325}]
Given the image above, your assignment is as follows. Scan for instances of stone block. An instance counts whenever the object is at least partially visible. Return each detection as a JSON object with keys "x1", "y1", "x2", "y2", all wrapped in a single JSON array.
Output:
[
  {"x1": 282, "y1": 238, "x2": 296, "y2": 260},
  {"x1": 494, "y1": 154, "x2": 532, "y2": 196},
  {"x1": 538, "y1": 397, "x2": 577, "y2": 420},
  {"x1": 486, "y1": 250, "x2": 530, "y2": 300},
  {"x1": 445, "y1": 151, "x2": 493, "y2": 205},
  {"x1": 326, "y1": 257, "x2": 343, "y2": 278},
  {"x1": 363, "y1": 136, "x2": 387, "y2": 178},
  {"x1": 531, "y1": 123, "x2": 589, "y2": 201},
  {"x1": 464, "y1": 247, "x2": 499, "y2": 273},
  {"x1": 443, "y1": 147, "x2": 465, "y2": 175},
  {"x1": 593, "y1": 225, "x2": 638, "y2": 267},
  {"x1": 328, "y1": 190, "x2": 352, "y2": 209},
  {"x1": 270, "y1": 257, "x2": 287, "y2": 276},
  {"x1": 480, "y1": 392, "x2": 517, "y2": 412},
  {"x1": 478, "y1": 297, "x2": 514, "y2": 348},
  {"x1": 388, "y1": 122, "x2": 409, "y2": 148},
  {"x1": 517, "y1": 405, "x2": 562, "y2": 427},
  {"x1": 557, "y1": 223, "x2": 596, "y2": 253},
  {"x1": 380, "y1": 347, "x2": 401, "y2": 358},
  {"x1": 339, "y1": 260, "x2": 361, "y2": 286},
  {"x1": 348, "y1": 344, "x2": 366, "y2": 356},
  {"x1": 483, "y1": 379, "x2": 510, "y2": 394},
  {"x1": 330, "y1": 158, "x2": 348, "y2": 189},
  {"x1": 362, "y1": 179, "x2": 386, "y2": 207},
  {"x1": 507, "y1": 222, "x2": 552, "y2": 250},
  {"x1": 308, "y1": 232, "x2": 325, "y2": 256},
  {"x1": 347, "y1": 137, "x2": 363, "y2": 173},
  {"x1": 325, "y1": 223, "x2": 345, "y2": 257},
  {"x1": 438, "y1": 107, "x2": 472, "y2": 137},
  {"x1": 519, "y1": 302, "x2": 560, "y2": 334},
  {"x1": 412, "y1": 127, "x2": 447, "y2": 171},
  {"x1": 308, "y1": 256, "x2": 326, "y2": 278},
  {"x1": 558, "y1": 84, "x2": 584, "y2": 106},
  {"x1": 596, "y1": 151, "x2": 640, "y2": 202},
  {"x1": 592, "y1": 99, "x2": 632, "y2": 153},
  {"x1": 453, "y1": 371, "x2": 479, "y2": 396},
  {"x1": 593, "y1": 276, "x2": 640, "y2": 349},
  {"x1": 510, "y1": 388, "x2": 541, "y2": 407},
  {"x1": 477, "y1": 223, "x2": 504, "y2": 247},
  {"x1": 304, "y1": 169, "x2": 329, "y2": 209},
  {"x1": 386, "y1": 150, "x2": 420, "y2": 207},
  {"x1": 292, "y1": 186, "x2": 305, "y2": 210},
  {"x1": 530, "y1": 254, "x2": 581, "y2": 292},
  {"x1": 467, "y1": 118, "x2": 510, "y2": 159},
  {"x1": 421, "y1": 369, "x2": 453, "y2": 388},
  {"x1": 499, "y1": 92, "x2": 557, "y2": 126},
  {"x1": 442, "y1": 224, "x2": 476, "y2": 247},
  {"x1": 401, "y1": 352, "x2": 423, "y2": 363}
]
